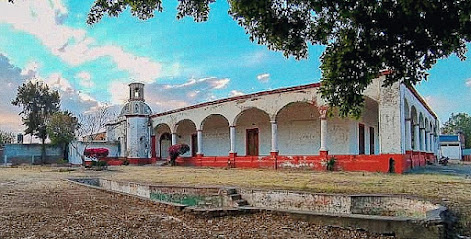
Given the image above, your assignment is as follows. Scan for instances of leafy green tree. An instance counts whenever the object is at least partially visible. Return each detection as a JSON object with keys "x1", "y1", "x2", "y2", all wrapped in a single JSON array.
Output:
[
  {"x1": 0, "y1": 130, "x2": 14, "y2": 145},
  {"x1": 47, "y1": 111, "x2": 80, "y2": 162},
  {"x1": 84, "y1": 0, "x2": 471, "y2": 117},
  {"x1": 11, "y1": 81, "x2": 60, "y2": 163},
  {"x1": 442, "y1": 113, "x2": 471, "y2": 148}
]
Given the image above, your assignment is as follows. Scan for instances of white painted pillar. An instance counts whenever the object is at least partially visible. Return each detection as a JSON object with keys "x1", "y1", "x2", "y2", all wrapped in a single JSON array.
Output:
[
  {"x1": 319, "y1": 106, "x2": 329, "y2": 152},
  {"x1": 270, "y1": 121, "x2": 278, "y2": 153},
  {"x1": 171, "y1": 133, "x2": 177, "y2": 145},
  {"x1": 420, "y1": 128, "x2": 426, "y2": 152},
  {"x1": 229, "y1": 126, "x2": 236, "y2": 153},
  {"x1": 197, "y1": 130, "x2": 203, "y2": 155},
  {"x1": 405, "y1": 118, "x2": 412, "y2": 151},
  {"x1": 413, "y1": 124, "x2": 420, "y2": 151}
]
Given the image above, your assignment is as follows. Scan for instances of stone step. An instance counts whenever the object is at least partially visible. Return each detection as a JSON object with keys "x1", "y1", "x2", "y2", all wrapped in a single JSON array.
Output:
[
  {"x1": 226, "y1": 188, "x2": 237, "y2": 195},
  {"x1": 230, "y1": 194, "x2": 242, "y2": 201},
  {"x1": 235, "y1": 199, "x2": 249, "y2": 206}
]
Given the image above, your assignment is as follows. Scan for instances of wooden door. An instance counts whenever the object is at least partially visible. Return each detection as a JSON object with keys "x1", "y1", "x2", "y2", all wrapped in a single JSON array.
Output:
[
  {"x1": 191, "y1": 133, "x2": 197, "y2": 157},
  {"x1": 246, "y1": 128, "x2": 259, "y2": 156}
]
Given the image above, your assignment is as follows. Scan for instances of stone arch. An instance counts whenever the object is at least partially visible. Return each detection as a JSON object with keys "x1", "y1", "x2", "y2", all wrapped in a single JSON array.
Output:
[
  {"x1": 275, "y1": 102, "x2": 320, "y2": 155},
  {"x1": 232, "y1": 107, "x2": 270, "y2": 127},
  {"x1": 200, "y1": 114, "x2": 230, "y2": 156},
  {"x1": 175, "y1": 119, "x2": 197, "y2": 157},
  {"x1": 404, "y1": 99, "x2": 410, "y2": 119},
  {"x1": 234, "y1": 107, "x2": 271, "y2": 156}
]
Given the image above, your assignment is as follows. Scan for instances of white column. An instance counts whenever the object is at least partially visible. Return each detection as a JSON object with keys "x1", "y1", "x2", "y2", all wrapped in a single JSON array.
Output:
[
  {"x1": 319, "y1": 106, "x2": 329, "y2": 152},
  {"x1": 420, "y1": 128, "x2": 426, "y2": 152},
  {"x1": 414, "y1": 124, "x2": 420, "y2": 151},
  {"x1": 171, "y1": 133, "x2": 177, "y2": 145},
  {"x1": 229, "y1": 126, "x2": 236, "y2": 153},
  {"x1": 271, "y1": 121, "x2": 278, "y2": 153},
  {"x1": 405, "y1": 118, "x2": 412, "y2": 151},
  {"x1": 197, "y1": 130, "x2": 203, "y2": 155}
]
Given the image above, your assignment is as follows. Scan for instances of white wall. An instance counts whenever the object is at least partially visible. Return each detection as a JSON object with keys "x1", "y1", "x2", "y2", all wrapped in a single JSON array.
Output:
[
  {"x1": 277, "y1": 103, "x2": 319, "y2": 155},
  {"x1": 201, "y1": 115, "x2": 230, "y2": 156},
  {"x1": 440, "y1": 144, "x2": 462, "y2": 160},
  {"x1": 126, "y1": 117, "x2": 150, "y2": 158},
  {"x1": 68, "y1": 141, "x2": 119, "y2": 165},
  {"x1": 235, "y1": 108, "x2": 271, "y2": 156}
]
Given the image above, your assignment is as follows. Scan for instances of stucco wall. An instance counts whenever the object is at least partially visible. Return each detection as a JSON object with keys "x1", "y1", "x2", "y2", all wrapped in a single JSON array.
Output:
[
  {"x1": 68, "y1": 141, "x2": 120, "y2": 165},
  {"x1": 3, "y1": 144, "x2": 62, "y2": 164},
  {"x1": 201, "y1": 115, "x2": 230, "y2": 156},
  {"x1": 126, "y1": 117, "x2": 150, "y2": 158}
]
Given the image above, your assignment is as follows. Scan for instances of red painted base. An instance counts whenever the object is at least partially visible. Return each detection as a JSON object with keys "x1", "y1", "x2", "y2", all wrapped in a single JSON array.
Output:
[{"x1": 171, "y1": 152, "x2": 436, "y2": 174}]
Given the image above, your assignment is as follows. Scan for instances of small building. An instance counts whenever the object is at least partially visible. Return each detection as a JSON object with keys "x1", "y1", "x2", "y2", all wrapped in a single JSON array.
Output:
[
  {"x1": 103, "y1": 71, "x2": 440, "y2": 173},
  {"x1": 439, "y1": 134, "x2": 464, "y2": 160}
]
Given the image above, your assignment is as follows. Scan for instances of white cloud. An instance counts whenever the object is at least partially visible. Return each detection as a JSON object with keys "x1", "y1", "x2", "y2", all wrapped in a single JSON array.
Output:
[
  {"x1": 465, "y1": 78, "x2": 471, "y2": 87},
  {"x1": 210, "y1": 78, "x2": 230, "y2": 89},
  {"x1": 109, "y1": 81, "x2": 129, "y2": 105},
  {"x1": 229, "y1": 90, "x2": 244, "y2": 97},
  {"x1": 257, "y1": 73, "x2": 270, "y2": 83},
  {"x1": 76, "y1": 71, "x2": 93, "y2": 88},
  {"x1": 0, "y1": 0, "x2": 163, "y2": 83}
]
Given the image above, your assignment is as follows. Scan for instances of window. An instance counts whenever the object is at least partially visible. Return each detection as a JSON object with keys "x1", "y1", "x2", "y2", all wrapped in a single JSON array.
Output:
[
  {"x1": 369, "y1": 127, "x2": 375, "y2": 155},
  {"x1": 359, "y1": 124, "x2": 365, "y2": 155}
]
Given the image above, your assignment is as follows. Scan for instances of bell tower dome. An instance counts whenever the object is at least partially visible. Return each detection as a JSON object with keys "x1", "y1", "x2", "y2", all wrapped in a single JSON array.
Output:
[{"x1": 129, "y1": 82, "x2": 145, "y2": 102}]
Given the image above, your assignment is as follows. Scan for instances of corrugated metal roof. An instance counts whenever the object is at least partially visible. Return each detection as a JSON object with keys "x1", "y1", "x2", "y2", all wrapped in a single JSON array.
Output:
[{"x1": 439, "y1": 135, "x2": 460, "y2": 142}]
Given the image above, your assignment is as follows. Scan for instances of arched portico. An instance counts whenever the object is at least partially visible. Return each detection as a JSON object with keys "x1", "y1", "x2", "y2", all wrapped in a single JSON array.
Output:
[
  {"x1": 175, "y1": 119, "x2": 197, "y2": 157},
  {"x1": 275, "y1": 102, "x2": 320, "y2": 155},
  {"x1": 234, "y1": 108, "x2": 271, "y2": 156},
  {"x1": 154, "y1": 123, "x2": 172, "y2": 159},
  {"x1": 200, "y1": 114, "x2": 230, "y2": 156}
]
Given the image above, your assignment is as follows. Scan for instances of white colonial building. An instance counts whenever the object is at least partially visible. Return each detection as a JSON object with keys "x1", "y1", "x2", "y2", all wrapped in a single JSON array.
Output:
[{"x1": 105, "y1": 72, "x2": 438, "y2": 173}]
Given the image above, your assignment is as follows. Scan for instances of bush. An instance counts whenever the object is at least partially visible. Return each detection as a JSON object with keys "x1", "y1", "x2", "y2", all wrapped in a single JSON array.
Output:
[
  {"x1": 168, "y1": 144, "x2": 190, "y2": 166},
  {"x1": 90, "y1": 160, "x2": 108, "y2": 170},
  {"x1": 122, "y1": 159, "x2": 130, "y2": 166},
  {"x1": 84, "y1": 148, "x2": 109, "y2": 158},
  {"x1": 326, "y1": 157, "x2": 336, "y2": 171}
]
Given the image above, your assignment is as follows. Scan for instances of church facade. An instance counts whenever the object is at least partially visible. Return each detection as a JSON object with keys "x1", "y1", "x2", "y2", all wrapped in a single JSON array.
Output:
[{"x1": 107, "y1": 72, "x2": 439, "y2": 173}]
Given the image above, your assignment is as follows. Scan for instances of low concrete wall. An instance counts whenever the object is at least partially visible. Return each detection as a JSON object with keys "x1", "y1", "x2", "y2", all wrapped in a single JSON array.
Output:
[{"x1": 3, "y1": 144, "x2": 62, "y2": 165}]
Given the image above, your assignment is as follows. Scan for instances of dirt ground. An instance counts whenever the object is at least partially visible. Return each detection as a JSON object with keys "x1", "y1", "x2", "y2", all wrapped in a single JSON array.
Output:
[{"x1": 0, "y1": 166, "x2": 392, "y2": 239}]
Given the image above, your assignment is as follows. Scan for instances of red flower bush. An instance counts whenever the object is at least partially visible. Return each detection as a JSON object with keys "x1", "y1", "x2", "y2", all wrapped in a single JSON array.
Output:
[
  {"x1": 168, "y1": 144, "x2": 190, "y2": 166},
  {"x1": 84, "y1": 148, "x2": 109, "y2": 158}
]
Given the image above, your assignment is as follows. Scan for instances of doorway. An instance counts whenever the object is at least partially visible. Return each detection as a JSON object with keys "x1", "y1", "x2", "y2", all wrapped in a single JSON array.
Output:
[
  {"x1": 246, "y1": 128, "x2": 259, "y2": 156},
  {"x1": 160, "y1": 133, "x2": 171, "y2": 160},
  {"x1": 191, "y1": 133, "x2": 197, "y2": 157}
]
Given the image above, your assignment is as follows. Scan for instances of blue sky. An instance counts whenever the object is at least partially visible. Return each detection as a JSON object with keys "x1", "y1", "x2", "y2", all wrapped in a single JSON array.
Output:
[{"x1": 0, "y1": 0, "x2": 470, "y2": 133}]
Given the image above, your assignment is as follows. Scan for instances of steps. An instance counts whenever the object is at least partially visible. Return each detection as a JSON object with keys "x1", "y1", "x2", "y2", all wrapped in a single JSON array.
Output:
[{"x1": 226, "y1": 188, "x2": 249, "y2": 207}]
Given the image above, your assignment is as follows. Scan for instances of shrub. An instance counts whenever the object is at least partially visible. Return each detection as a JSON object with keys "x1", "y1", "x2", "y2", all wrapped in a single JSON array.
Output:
[
  {"x1": 84, "y1": 148, "x2": 109, "y2": 158},
  {"x1": 326, "y1": 157, "x2": 336, "y2": 171},
  {"x1": 168, "y1": 144, "x2": 190, "y2": 166}
]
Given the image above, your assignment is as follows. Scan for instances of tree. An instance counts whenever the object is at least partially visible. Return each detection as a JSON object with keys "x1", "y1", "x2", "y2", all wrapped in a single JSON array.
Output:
[
  {"x1": 85, "y1": 0, "x2": 471, "y2": 117},
  {"x1": 46, "y1": 111, "x2": 80, "y2": 162},
  {"x1": 70, "y1": 105, "x2": 116, "y2": 165},
  {"x1": 0, "y1": 130, "x2": 14, "y2": 145},
  {"x1": 11, "y1": 81, "x2": 60, "y2": 164},
  {"x1": 442, "y1": 113, "x2": 471, "y2": 148}
]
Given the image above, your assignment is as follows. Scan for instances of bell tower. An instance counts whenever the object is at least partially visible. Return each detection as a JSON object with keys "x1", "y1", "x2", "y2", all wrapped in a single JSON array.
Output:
[{"x1": 129, "y1": 82, "x2": 145, "y2": 102}]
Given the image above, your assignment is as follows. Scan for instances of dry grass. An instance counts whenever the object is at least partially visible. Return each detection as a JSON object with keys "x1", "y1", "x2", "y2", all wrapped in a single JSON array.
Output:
[{"x1": 1, "y1": 165, "x2": 471, "y2": 236}]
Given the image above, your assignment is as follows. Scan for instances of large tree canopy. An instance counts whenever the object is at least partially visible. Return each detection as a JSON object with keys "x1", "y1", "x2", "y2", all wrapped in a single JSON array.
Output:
[
  {"x1": 68, "y1": 1, "x2": 468, "y2": 116},
  {"x1": 12, "y1": 81, "x2": 60, "y2": 162},
  {"x1": 442, "y1": 113, "x2": 471, "y2": 148}
]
